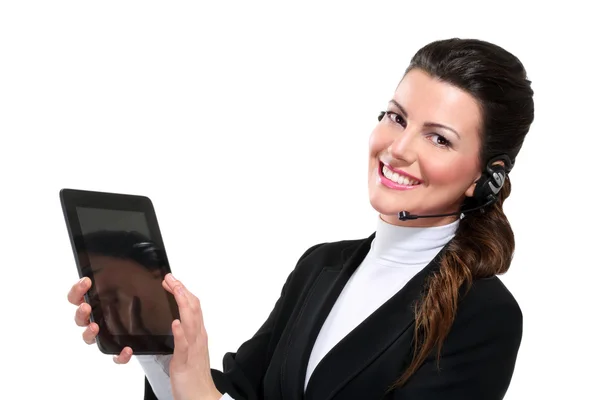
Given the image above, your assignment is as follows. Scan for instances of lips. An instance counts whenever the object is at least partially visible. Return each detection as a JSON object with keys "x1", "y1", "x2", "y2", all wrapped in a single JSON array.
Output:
[
  {"x1": 378, "y1": 162, "x2": 423, "y2": 190},
  {"x1": 380, "y1": 162, "x2": 422, "y2": 183}
]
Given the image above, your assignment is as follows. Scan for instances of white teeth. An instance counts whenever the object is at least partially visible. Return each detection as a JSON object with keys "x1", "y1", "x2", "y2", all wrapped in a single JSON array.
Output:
[{"x1": 381, "y1": 165, "x2": 420, "y2": 186}]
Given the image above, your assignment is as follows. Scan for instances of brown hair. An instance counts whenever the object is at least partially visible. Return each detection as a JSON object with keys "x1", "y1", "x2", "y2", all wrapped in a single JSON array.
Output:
[{"x1": 389, "y1": 38, "x2": 534, "y2": 389}]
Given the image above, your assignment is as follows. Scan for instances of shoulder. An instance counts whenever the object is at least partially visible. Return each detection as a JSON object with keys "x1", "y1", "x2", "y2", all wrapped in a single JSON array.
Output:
[
  {"x1": 284, "y1": 236, "x2": 369, "y2": 285},
  {"x1": 297, "y1": 237, "x2": 365, "y2": 264},
  {"x1": 294, "y1": 235, "x2": 371, "y2": 270},
  {"x1": 465, "y1": 276, "x2": 522, "y2": 317},
  {"x1": 454, "y1": 275, "x2": 523, "y2": 339}
]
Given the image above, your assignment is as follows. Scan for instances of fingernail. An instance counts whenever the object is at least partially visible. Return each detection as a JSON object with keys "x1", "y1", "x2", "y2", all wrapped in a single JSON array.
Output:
[
  {"x1": 167, "y1": 274, "x2": 176, "y2": 282},
  {"x1": 79, "y1": 277, "x2": 87, "y2": 286}
]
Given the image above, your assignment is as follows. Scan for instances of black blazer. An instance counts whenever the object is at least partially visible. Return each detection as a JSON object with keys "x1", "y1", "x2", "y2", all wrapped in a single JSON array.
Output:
[{"x1": 144, "y1": 233, "x2": 522, "y2": 400}]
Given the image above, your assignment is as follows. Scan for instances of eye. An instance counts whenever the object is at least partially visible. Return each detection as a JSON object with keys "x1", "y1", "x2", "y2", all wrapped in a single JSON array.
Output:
[
  {"x1": 384, "y1": 111, "x2": 406, "y2": 128},
  {"x1": 428, "y1": 133, "x2": 452, "y2": 149}
]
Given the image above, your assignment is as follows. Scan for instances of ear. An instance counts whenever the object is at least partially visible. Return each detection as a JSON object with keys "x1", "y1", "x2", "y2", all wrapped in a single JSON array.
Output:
[{"x1": 464, "y1": 177, "x2": 479, "y2": 198}]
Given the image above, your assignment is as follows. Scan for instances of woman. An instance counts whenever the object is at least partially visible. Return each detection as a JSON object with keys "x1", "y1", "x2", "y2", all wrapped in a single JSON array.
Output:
[{"x1": 67, "y1": 37, "x2": 534, "y2": 399}]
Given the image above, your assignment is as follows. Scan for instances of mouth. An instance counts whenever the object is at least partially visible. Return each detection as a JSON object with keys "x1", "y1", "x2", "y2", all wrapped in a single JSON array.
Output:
[{"x1": 378, "y1": 161, "x2": 423, "y2": 190}]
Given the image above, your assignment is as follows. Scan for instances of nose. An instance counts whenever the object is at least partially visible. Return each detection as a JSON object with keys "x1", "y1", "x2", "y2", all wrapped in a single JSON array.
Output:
[{"x1": 387, "y1": 128, "x2": 418, "y2": 164}]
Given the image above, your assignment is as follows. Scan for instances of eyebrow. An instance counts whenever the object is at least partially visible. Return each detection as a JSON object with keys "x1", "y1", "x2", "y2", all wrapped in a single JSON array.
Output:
[{"x1": 388, "y1": 99, "x2": 461, "y2": 139}]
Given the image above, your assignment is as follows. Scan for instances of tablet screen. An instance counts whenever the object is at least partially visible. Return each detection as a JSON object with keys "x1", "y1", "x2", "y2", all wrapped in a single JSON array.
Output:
[{"x1": 75, "y1": 207, "x2": 175, "y2": 338}]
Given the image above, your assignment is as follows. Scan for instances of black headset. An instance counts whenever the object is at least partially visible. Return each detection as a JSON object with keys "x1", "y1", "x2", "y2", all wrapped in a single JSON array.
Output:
[{"x1": 472, "y1": 154, "x2": 512, "y2": 206}]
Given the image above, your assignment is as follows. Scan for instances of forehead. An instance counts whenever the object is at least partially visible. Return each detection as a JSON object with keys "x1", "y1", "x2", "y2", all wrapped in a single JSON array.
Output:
[{"x1": 394, "y1": 69, "x2": 482, "y2": 137}]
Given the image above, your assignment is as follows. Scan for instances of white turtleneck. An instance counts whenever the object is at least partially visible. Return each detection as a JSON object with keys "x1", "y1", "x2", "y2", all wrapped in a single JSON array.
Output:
[
  {"x1": 303, "y1": 216, "x2": 458, "y2": 390},
  {"x1": 138, "y1": 216, "x2": 460, "y2": 400}
]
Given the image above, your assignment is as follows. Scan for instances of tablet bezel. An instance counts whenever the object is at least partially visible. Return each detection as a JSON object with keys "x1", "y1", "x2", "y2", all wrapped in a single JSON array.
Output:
[{"x1": 60, "y1": 188, "x2": 179, "y2": 355}]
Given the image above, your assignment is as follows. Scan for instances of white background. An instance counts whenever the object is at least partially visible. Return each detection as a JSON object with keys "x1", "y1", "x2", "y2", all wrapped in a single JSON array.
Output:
[{"x1": 1, "y1": 1, "x2": 598, "y2": 399}]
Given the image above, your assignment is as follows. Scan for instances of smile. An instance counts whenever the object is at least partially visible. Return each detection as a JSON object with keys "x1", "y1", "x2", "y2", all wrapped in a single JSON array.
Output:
[{"x1": 378, "y1": 162, "x2": 422, "y2": 190}]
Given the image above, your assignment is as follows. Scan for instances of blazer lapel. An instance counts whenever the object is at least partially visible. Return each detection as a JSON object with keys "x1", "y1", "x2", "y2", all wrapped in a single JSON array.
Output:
[
  {"x1": 280, "y1": 234, "x2": 375, "y2": 400},
  {"x1": 281, "y1": 232, "x2": 450, "y2": 400}
]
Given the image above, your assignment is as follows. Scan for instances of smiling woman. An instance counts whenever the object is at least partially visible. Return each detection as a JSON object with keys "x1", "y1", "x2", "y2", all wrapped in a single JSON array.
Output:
[
  {"x1": 66, "y1": 37, "x2": 534, "y2": 400},
  {"x1": 369, "y1": 69, "x2": 487, "y2": 227}
]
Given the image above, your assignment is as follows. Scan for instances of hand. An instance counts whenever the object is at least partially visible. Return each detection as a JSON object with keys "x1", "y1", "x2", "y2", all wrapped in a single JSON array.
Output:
[
  {"x1": 67, "y1": 277, "x2": 133, "y2": 364},
  {"x1": 162, "y1": 274, "x2": 222, "y2": 400}
]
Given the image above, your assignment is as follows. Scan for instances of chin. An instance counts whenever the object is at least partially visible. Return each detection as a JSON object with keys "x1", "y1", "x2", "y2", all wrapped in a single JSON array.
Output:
[{"x1": 368, "y1": 191, "x2": 403, "y2": 217}]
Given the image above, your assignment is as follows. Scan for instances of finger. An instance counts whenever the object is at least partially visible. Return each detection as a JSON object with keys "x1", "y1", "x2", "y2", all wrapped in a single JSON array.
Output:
[
  {"x1": 163, "y1": 273, "x2": 178, "y2": 292},
  {"x1": 165, "y1": 274, "x2": 200, "y2": 319},
  {"x1": 113, "y1": 347, "x2": 133, "y2": 364},
  {"x1": 171, "y1": 319, "x2": 188, "y2": 367},
  {"x1": 82, "y1": 322, "x2": 99, "y2": 345},
  {"x1": 165, "y1": 274, "x2": 206, "y2": 340},
  {"x1": 170, "y1": 282, "x2": 201, "y2": 344},
  {"x1": 180, "y1": 284, "x2": 204, "y2": 331},
  {"x1": 68, "y1": 277, "x2": 91, "y2": 305},
  {"x1": 162, "y1": 279, "x2": 172, "y2": 294},
  {"x1": 164, "y1": 274, "x2": 195, "y2": 303},
  {"x1": 75, "y1": 302, "x2": 92, "y2": 327}
]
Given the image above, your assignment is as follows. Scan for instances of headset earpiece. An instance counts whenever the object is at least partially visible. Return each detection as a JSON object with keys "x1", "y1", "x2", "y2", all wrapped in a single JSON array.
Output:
[{"x1": 472, "y1": 154, "x2": 512, "y2": 205}]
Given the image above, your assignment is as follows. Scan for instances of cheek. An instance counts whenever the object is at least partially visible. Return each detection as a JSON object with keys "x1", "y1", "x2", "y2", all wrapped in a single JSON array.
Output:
[{"x1": 423, "y1": 157, "x2": 477, "y2": 187}]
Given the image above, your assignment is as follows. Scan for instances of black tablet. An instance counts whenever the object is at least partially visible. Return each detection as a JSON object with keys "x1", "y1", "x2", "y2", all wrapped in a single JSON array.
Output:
[{"x1": 60, "y1": 188, "x2": 179, "y2": 355}]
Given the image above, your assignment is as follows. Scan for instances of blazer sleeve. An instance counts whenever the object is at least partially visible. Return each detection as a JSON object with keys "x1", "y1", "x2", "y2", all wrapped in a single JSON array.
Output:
[
  {"x1": 394, "y1": 296, "x2": 523, "y2": 400},
  {"x1": 144, "y1": 243, "x2": 323, "y2": 400}
]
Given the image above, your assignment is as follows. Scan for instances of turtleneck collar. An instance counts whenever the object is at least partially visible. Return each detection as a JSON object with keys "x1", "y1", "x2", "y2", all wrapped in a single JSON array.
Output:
[{"x1": 366, "y1": 216, "x2": 459, "y2": 267}]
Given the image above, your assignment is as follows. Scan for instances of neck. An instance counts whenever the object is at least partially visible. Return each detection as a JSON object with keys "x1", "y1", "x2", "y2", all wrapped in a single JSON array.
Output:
[{"x1": 368, "y1": 214, "x2": 459, "y2": 267}]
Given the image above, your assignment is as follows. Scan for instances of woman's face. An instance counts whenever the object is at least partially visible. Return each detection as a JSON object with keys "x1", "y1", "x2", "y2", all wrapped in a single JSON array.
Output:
[{"x1": 368, "y1": 68, "x2": 483, "y2": 227}]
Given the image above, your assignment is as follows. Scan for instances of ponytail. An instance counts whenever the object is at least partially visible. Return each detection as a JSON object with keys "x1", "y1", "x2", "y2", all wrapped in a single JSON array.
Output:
[{"x1": 389, "y1": 176, "x2": 515, "y2": 390}]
